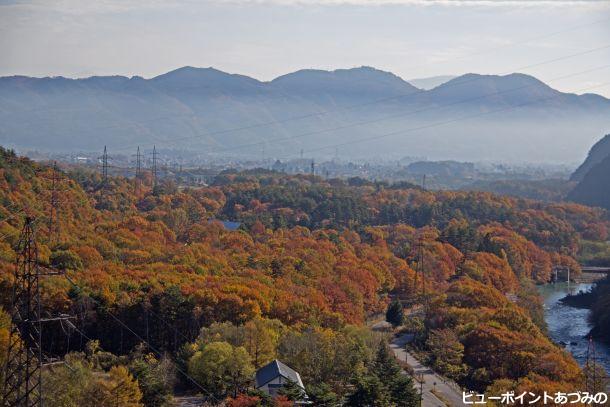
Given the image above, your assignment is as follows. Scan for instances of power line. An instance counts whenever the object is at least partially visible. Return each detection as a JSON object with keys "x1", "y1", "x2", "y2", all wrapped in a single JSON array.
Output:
[
  {"x1": 405, "y1": 16, "x2": 610, "y2": 74},
  {"x1": 48, "y1": 162, "x2": 60, "y2": 244},
  {"x1": 36, "y1": 163, "x2": 76, "y2": 243},
  {"x1": 200, "y1": 64, "x2": 610, "y2": 156},
  {"x1": 88, "y1": 77, "x2": 610, "y2": 186},
  {"x1": 2, "y1": 217, "x2": 42, "y2": 406},
  {"x1": 0, "y1": 205, "x2": 28, "y2": 242},
  {"x1": 295, "y1": 80, "x2": 610, "y2": 158},
  {"x1": 14, "y1": 15, "x2": 609, "y2": 128},
  {"x1": 81, "y1": 64, "x2": 610, "y2": 180},
  {"x1": 109, "y1": 43, "x2": 610, "y2": 154},
  {"x1": 2, "y1": 218, "x2": 73, "y2": 407},
  {"x1": 63, "y1": 275, "x2": 220, "y2": 403}
]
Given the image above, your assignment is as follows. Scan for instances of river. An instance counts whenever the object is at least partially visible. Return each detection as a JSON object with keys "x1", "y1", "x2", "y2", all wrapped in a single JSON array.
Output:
[{"x1": 538, "y1": 282, "x2": 610, "y2": 374}]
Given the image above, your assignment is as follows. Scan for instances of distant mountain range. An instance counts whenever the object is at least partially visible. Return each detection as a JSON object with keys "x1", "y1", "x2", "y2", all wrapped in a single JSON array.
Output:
[
  {"x1": 408, "y1": 75, "x2": 457, "y2": 90},
  {"x1": 0, "y1": 66, "x2": 608, "y2": 162}
]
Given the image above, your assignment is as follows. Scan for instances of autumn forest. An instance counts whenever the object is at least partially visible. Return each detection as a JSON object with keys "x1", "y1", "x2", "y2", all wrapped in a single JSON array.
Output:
[{"x1": 1, "y1": 145, "x2": 609, "y2": 406}]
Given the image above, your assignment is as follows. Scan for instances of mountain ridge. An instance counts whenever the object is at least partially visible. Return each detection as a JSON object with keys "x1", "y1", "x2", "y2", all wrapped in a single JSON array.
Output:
[
  {"x1": 0, "y1": 66, "x2": 608, "y2": 161},
  {"x1": 571, "y1": 134, "x2": 610, "y2": 182}
]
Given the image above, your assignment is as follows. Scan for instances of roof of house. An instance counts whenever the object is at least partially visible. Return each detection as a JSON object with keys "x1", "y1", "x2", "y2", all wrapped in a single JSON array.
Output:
[
  {"x1": 221, "y1": 221, "x2": 241, "y2": 231},
  {"x1": 255, "y1": 360, "x2": 305, "y2": 389},
  {"x1": 208, "y1": 219, "x2": 242, "y2": 231}
]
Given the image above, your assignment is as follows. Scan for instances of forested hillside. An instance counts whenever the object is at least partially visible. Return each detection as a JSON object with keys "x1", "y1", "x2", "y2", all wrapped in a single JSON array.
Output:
[
  {"x1": 569, "y1": 155, "x2": 610, "y2": 211},
  {"x1": 1, "y1": 148, "x2": 608, "y2": 404},
  {"x1": 568, "y1": 133, "x2": 610, "y2": 210},
  {"x1": 571, "y1": 134, "x2": 610, "y2": 182}
]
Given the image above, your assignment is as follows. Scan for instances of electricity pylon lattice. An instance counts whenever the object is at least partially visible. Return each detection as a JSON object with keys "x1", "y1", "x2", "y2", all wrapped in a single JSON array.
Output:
[
  {"x1": 2, "y1": 217, "x2": 72, "y2": 407},
  {"x1": 2, "y1": 217, "x2": 43, "y2": 407}
]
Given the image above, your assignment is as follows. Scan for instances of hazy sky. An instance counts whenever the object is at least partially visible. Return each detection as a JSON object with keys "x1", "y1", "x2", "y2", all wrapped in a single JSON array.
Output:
[{"x1": 1, "y1": 0, "x2": 610, "y2": 96}]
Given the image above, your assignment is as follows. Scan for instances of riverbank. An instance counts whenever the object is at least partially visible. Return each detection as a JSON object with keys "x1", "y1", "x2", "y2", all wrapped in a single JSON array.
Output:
[{"x1": 538, "y1": 282, "x2": 610, "y2": 374}]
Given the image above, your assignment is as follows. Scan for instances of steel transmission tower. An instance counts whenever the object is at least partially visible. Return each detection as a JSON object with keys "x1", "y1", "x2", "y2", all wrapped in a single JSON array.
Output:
[
  {"x1": 2, "y1": 217, "x2": 43, "y2": 406},
  {"x1": 101, "y1": 146, "x2": 108, "y2": 183},
  {"x1": 48, "y1": 162, "x2": 60, "y2": 244},
  {"x1": 585, "y1": 335, "x2": 603, "y2": 397},
  {"x1": 2, "y1": 217, "x2": 72, "y2": 406},
  {"x1": 418, "y1": 237, "x2": 427, "y2": 300},
  {"x1": 134, "y1": 146, "x2": 142, "y2": 195},
  {"x1": 152, "y1": 145, "x2": 159, "y2": 190}
]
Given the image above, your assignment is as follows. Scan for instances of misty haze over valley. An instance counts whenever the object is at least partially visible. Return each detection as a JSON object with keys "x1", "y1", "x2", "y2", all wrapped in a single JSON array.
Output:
[{"x1": 1, "y1": 66, "x2": 608, "y2": 164}]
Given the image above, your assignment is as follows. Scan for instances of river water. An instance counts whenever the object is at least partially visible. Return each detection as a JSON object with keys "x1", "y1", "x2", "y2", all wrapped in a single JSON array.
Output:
[{"x1": 538, "y1": 282, "x2": 610, "y2": 374}]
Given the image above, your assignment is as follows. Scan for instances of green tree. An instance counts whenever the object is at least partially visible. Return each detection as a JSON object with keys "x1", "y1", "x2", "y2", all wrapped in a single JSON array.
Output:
[
  {"x1": 440, "y1": 219, "x2": 479, "y2": 253},
  {"x1": 345, "y1": 344, "x2": 418, "y2": 406},
  {"x1": 188, "y1": 341, "x2": 255, "y2": 399},
  {"x1": 385, "y1": 299, "x2": 404, "y2": 327},
  {"x1": 83, "y1": 365, "x2": 144, "y2": 407},
  {"x1": 246, "y1": 389, "x2": 274, "y2": 406},
  {"x1": 243, "y1": 318, "x2": 284, "y2": 368},
  {"x1": 345, "y1": 374, "x2": 391, "y2": 407},
  {"x1": 50, "y1": 249, "x2": 83, "y2": 270},
  {"x1": 42, "y1": 355, "x2": 93, "y2": 406},
  {"x1": 425, "y1": 328, "x2": 466, "y2": 381},
  {"x1": 306, "y1": 383, "x2": 339, "y2": 406},
  {"x1": 277, "y1": 379, "x2": 305, "y2": 401},
  {"x1": 372, "y1": 344, "x2": 418, "y2": 407},
  {"x1": 129, "y1": 352, "x2": 176, "y2": 407}
]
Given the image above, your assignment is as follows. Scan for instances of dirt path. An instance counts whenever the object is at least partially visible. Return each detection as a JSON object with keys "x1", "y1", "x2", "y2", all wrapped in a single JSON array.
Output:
[{"x1": 390, "y1": 333, "x2": 464, "y2": 407}]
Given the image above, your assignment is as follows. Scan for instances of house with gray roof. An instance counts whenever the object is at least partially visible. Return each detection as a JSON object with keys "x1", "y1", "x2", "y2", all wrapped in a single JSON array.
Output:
[{"x1": 255, "y1": 360, "x2": 309, "y2": 403}]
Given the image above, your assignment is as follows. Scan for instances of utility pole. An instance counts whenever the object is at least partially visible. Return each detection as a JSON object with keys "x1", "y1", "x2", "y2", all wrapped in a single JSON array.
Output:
[
  {"x1": 310, "y1": 159, "x2": 315, "y2": 176},
  {"x1": 417, "y1": 373, "x2": 424, "y2": 407},
  {"x1": 587, "y1": 336, "x2": 603, "y2": 402},
  {"x1": 2, "y1": 217, "x2": 74, "y2": 407},
  {"x1": 585, "y1": 335, "x2": 597, "y2": 395},
  {"x1": 2, "y1": 217, "x2": 42, "y2": 406},
  {"x1": 419, "y1": 237, "x2": 426, "y2": 301},
  {"x1": 47, "y1": 162, "x2": 60, "y2": 244}
]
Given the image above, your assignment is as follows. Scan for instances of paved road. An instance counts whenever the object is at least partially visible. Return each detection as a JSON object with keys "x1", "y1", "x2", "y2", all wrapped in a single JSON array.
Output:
[
  {"x1": 173, "y1": 396, "x2": 205, "y2": 406},
  {"x1": 390, "y1": 333, "x2": 464, "y2": 407}
]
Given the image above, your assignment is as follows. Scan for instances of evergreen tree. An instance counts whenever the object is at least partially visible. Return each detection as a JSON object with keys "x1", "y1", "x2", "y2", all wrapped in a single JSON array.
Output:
[
  {"x1": 346, "y1": 345, "x2": 418, "y2": 407},
  {"x1": 246, "y1": 389, "x2": 275, "y2": 406},
  {"x1": 385, "y1": 299, "x2": 404, "y2": 327},
  {"x1": 278, "y1": 379, "x2": 305, "y2": 401},
  {"x1": 306, "y1": 383, "x2": 339, "y2": 406},
  {"x1": 345, "y1": 374, "x2": 391, "y2": 407},
  {"x1": 373, "y1": 344, "x2": 418, "y2": 407}
]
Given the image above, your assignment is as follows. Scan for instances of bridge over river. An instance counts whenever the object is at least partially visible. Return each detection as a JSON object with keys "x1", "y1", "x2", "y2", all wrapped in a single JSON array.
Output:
[
  {"x1": 577, "y1": 266, "x2": 610, "y2": 283},
  {"x1": 581, "y1": 266, "x2": 610, "y2": 273}
]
